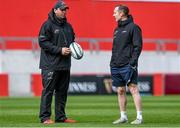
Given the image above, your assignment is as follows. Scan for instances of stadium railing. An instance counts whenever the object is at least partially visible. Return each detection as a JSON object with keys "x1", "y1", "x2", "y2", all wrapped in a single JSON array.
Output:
[{"x1": 0, "y1": 36, "x2": 180, "y2": 53}]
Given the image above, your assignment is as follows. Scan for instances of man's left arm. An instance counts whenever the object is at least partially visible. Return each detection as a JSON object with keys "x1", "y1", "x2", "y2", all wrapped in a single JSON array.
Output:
[{"x1": 130, "y1": 25, "x2": 143, "y2": 68}]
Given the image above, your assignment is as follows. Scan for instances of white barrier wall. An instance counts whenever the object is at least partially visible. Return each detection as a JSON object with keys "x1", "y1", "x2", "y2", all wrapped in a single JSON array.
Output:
[
  {"x1": 139, "y1": 52, "x2": 180, "y2": 74},
  {"x1": 1, "y1": 51, "x2": 40, "y2": 73},
  {"x1": 9, "y1": 73, "x2": 32, "y2": 96},
  {"x1": 1, "y1": 51, "x2": 180, "y2": 74}
]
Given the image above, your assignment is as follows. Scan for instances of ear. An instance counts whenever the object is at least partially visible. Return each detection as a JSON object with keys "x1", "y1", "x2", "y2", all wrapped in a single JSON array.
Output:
[
  {"x1": 120, "y1": 11, "x2": 126, "y2": 17},
  {"x1": 54, "y1": 8, "x2": 57, "y2": 13}
]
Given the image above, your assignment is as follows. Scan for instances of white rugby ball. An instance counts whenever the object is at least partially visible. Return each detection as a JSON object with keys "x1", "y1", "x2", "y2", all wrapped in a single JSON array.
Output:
[{"x1": 69, "y1": 42, "x2": 83, "y2": 60}]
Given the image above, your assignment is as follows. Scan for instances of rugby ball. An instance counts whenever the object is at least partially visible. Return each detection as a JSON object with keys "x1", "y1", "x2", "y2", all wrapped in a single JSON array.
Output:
[{"x1": 69, "y1": 42, "x2": 83, "y2": 60}]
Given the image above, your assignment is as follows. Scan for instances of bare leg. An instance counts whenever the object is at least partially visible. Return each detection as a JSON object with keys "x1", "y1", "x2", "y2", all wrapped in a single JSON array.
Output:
[
  {"x1": 128, "y1": 83, "x2": 142, "y2": 111},
  {"x1": 113, "y1": 86, "x2": 128, "y2": 124},
  {"x1": 117, "y1": 87, "x2": 127, "y2": 112},
  {"x1": 128, "y1": 83, "x2": 143, "y2": 124}
]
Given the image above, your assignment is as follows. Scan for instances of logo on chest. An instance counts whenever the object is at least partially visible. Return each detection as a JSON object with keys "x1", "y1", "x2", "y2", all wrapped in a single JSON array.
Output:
[
  {"x1": 122, "y1": 30, "x2": 127, "y2": 33},
  {"x1": 54, "y1": 29, "x2": 60, "y2": 34}
]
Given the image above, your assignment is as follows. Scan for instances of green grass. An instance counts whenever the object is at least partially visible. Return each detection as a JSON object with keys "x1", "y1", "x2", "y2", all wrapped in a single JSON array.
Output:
[{"x1": 0, "y1": 95, "x2": 180, "y2": 127}]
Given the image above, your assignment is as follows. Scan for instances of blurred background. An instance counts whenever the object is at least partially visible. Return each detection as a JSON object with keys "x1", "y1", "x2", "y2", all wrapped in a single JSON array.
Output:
[{"x1": 0, "y1": 0, "x2": 180, "y2": 97}]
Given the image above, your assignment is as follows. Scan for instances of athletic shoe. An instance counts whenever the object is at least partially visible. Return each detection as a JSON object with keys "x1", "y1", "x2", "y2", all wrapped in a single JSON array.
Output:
[
  {"x1": 43, "y1": 119, "x2": 54, "y2": 124},
  {"x1": 112, "y1": 118, "x2": 128, "y2": 124},
  {"x1": 131, "y1": 119, "x2": 143, "y2": 124}
]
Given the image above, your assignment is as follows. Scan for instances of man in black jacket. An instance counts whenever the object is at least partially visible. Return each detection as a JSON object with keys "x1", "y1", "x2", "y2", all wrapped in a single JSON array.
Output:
[
  {"x1": 38, "y1": 1, "x2": 76, "y2": 124},
  {"x1": 110, "y1": 5, "x2": 143, "y2": 125}
]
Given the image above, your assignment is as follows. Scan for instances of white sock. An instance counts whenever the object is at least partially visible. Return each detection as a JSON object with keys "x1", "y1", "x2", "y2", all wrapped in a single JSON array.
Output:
[
  {"x1": 121, "y1": 111, "x2": 128, "y2": 119},
  {"x1": 137, "y1": 111, "x2": 142, "y2": 120}
]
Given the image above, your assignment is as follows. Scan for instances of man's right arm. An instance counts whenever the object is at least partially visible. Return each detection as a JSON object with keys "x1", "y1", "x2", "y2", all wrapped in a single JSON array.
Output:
[{"x1": 38, "y1": 22, "x2": 62, "y2": 55}]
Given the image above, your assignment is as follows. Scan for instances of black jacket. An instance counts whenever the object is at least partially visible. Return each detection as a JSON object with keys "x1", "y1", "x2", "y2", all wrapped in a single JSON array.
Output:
[
  {"x1": 110, "y1": 15, "x2": 142, "y2": 68},
  {"x1": 38, "y1": 10, "x2": 75, "y2": 70}
]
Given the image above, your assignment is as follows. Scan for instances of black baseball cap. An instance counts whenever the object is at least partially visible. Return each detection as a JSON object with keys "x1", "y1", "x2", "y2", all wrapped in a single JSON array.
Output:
[{"x1": 54, "y1": 1, "x2": 69, "y2": 10}]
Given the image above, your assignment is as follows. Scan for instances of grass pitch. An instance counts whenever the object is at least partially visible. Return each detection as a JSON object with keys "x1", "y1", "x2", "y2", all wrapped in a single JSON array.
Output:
[{"x1": 0, "y1": 95, "x2": 180, "y2": 127}]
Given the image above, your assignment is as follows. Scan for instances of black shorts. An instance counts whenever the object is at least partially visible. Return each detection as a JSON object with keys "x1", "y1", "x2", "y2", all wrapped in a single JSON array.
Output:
[{"x1": 111, "y1": 64, "x2": 138, "y2": 87}]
